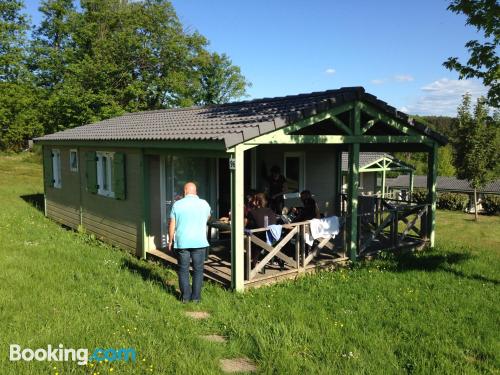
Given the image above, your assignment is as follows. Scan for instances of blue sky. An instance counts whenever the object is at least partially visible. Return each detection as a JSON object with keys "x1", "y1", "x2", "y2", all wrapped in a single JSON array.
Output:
[{"x1": 24, "y1": 0, "x2": 489, "y2": 116}]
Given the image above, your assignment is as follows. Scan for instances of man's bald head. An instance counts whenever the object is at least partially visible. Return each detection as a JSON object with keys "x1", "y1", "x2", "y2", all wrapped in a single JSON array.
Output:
[{"x1": 184, "y1": 182, "x2": 197, "y2": 196}]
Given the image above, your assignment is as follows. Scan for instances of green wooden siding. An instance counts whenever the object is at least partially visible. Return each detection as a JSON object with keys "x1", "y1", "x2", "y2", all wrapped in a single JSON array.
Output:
[
  {"x1": 85, "y1": 151, "x2": 98, "y2": 194},
  {"x1": 43, "y1": 146, "x2": 54, "y2": 188},
  {"x1": 113, "y1": 152, "x2": 126, "y2": 200}
]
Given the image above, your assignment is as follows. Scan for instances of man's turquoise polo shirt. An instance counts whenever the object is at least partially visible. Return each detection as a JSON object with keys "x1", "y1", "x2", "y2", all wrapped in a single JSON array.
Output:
[{"x1": 170, "y1": 194, "x2": 211, "y2": 249}]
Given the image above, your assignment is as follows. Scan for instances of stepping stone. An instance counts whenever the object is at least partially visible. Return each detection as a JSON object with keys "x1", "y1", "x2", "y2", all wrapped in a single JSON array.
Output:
[
  {"x1": 184, "y1": 311, "x2": 210, "y2": 319},
  {"x1": 200, "y1": 334, "x2": 227, "y2": 343},
  {"x1": 220, "y1": 357, "x2": 257, "y2": 373}
]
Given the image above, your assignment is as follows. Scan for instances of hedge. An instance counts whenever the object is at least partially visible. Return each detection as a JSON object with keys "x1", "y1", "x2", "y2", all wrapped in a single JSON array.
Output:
[
  {"x1": 481, "y1": 195, "x2": 500, "y2": 215},
  {"x1": 411, "y1": 189, "x2": 470, "y2": 211}
]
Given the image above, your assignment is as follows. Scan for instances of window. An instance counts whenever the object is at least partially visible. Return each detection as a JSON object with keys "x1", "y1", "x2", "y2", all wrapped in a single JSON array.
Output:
[
  {"x1": 52, "y1": 149, "x2": 62, "y2": 188},
  {"x1": 96, "y1": 151, "x2": 114, "y2": 197},
  {"x1": 69, "y1": 149, "x2": 78, "y2": 172}
]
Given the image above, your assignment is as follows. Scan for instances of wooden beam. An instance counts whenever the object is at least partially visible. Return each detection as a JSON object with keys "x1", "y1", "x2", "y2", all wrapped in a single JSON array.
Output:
[
  {"x1": 362, "y1": 119, "x2": 376, "y2": 133},
  {"x1": 358, "y1": 102, "x2": 421, "y2": 136},
  {"x1": 330, "y1": 115, "x2": 353, "y2": 135},
  {"x1": 427, "y1": 143, "x2": 438, "y2": 247},
  {"x1": 230, "y1": 146, "x2": 245, "y2": 291},
  {"x1": 245, "y1": 133, "x2": 433, "y2": 145}
]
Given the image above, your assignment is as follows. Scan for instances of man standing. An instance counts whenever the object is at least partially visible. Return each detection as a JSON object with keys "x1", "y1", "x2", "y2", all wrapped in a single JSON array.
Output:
[{"x1": 168, "y1": 182, "x2": 211, "y2": 303}]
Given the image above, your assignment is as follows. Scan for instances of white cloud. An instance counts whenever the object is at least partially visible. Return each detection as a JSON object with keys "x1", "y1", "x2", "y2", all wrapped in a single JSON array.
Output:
[
  {"x1": 325, "y1": 68, "x2": 336, "y2": 75},
  {"x1": 399, "y1": 106, "x2": 409, "y2": 113},
  {"x1": 370, "y1": 79, "x2": 385, "y2": 85},
  {"x1": 394, "y1": 74, "x2": 414, "y2": 82},
  {"x1": 403, "y1": 78, "x2": 488, "y2": 116}
]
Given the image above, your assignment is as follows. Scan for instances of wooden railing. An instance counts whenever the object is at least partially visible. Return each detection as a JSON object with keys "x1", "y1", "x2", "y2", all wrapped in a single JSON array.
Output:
[{"x1": 243, "y1": 220, "x2": 346, "y2": 282}]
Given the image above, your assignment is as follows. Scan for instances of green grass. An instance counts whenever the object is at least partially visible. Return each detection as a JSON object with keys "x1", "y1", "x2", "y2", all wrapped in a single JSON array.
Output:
[{"x1": 0, "y1": 153, "x2": 499, "y2": 374}]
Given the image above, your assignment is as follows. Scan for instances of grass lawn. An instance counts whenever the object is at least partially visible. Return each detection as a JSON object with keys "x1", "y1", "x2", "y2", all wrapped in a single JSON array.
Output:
[{"x1": 0, "y1": 153, "x2": 499, "y2": 374}]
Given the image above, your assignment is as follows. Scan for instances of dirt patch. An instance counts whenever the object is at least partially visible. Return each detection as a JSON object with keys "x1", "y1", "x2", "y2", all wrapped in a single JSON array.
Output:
[
  {"x1": 184, "y1": 311, "x2": 210, "y2": 319},
  {"x1": 200, "y1": 334, "x2": 227, "y2": 343},
  {"x1": 220, "y1": 357, "x2": 257, "y2": 373}
]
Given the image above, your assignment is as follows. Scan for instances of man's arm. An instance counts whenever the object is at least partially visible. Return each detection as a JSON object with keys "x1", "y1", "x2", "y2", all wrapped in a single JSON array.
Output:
[{"x1": 168, "y1": 218, "x2": 175, "y2": 251}]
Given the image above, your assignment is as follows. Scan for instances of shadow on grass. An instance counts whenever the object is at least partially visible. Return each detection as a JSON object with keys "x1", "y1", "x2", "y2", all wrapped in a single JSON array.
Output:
[
  {"x1": 122, "y1": 258, "x2": 180, "y2": 300},
  {"x1": 20, "y1": 193, "x2": 44, "y2": 212},
  {"x1": 385, "y1": 251, "x2": 499, "y2": 285}
]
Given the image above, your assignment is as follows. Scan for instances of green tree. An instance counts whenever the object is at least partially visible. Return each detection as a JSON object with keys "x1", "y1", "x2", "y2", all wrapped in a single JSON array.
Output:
[
  {"x1": 0, "y1": 0, "x2": 28, "y2": 81},
  {"x1": 197, "y1": 52, "x2": 249, "y2": 105},
  {"x1": 437, "y1": 145, "x2": 456, "y2": 176},
  {"x1": 0, "y1": 0, "x2": 43, "y2": 150},
  {"x1": 453, "y1": 93, "x2": 499, "y2": 220},
  {"x1": 443, "y1": 0, "x2": 499, "y2": 108}
]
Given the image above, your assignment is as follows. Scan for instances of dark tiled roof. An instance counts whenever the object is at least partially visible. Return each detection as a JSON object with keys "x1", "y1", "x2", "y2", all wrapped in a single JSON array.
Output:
[
  {"x1": 387, "y1": 175, "x2": 500, "y2": 194},
  {"x1": 342, "y1": 152, "x2": 385, "y2": 171},
  {"x1": 34, "y1": 87, "x2": 447, "y2": 148}
]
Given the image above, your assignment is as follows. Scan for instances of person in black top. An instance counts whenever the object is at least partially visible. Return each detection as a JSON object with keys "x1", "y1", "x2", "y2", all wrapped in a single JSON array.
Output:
[
  {"x1": 246, "y1": 193, "x2": 276, "y2": 270},
  {"x1": 292, "y1": 190, "x2": 320, "y2": 222},
  {"x1": 267, "y1": 165, "x2": 287, "y2": 214}
]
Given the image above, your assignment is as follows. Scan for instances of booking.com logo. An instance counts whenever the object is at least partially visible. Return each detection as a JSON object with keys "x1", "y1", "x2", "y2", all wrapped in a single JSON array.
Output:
[{"x1": 9, "y1": 344, "x2": 136, "y2": 366}]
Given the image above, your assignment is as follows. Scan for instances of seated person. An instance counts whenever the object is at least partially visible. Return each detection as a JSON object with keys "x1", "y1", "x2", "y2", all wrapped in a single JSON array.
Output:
[
  {"x1": 246, "y1": 193, "x2": 276, "y2": 269},
  {"x1": 292, "y1": 190, "x2": 320, "y2": 222}
]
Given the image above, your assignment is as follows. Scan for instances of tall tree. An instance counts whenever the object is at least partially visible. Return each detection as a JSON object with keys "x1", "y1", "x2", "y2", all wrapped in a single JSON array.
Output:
[
  {"x1": 443, "y1": 0, "x2": 499, "y2": 108},
  {"x1": 30, "y1": 0, "x2": 76, "y2": 88},
  {"x1": 0, "y1": 0, "x2": 43, "y2": 150},
  {"x1": 0, "y1": 0, "x2": 28, "y2": 81},
  {"x1": 197, "y1": 52, "x2": 249, "y2": 105},
  {"x1": 453, "y1": 93, "x2": 499, "y2": 220}
]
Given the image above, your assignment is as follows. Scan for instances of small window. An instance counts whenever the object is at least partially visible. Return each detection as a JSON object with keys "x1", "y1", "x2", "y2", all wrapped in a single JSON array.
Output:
[
  {"x1": 52, "y1": 149, "x2": 62, "y2": 188},
  {"x1": 96, "y1": 151, "x2": 114, "y2": 197},
  {"x1": 69, "y1": 149, "x2": 78, "y2": 172}
]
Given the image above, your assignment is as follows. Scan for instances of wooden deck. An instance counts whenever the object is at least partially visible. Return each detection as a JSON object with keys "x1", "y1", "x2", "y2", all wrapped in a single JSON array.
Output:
[
  {"x1": 147, "y1": 241, "x2": 349, "y2": 289},
  {"x1": 147, "y1": 200, "x2": 428, "y2": 289}
]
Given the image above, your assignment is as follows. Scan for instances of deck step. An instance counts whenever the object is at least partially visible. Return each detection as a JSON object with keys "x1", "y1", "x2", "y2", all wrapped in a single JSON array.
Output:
[{"x1": 147, "y1": 249, "x2": 232, "y2": 286}]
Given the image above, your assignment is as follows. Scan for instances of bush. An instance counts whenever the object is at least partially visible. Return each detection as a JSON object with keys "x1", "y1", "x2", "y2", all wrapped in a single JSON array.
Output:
[
  {"x1": 411, "y1": 189, "x2": 428, "y2": 204},
  {"x1": 437, "y1": 192, "x2": 469, "y2": 211},
  {"x1": 481, "y1": 195, "x2": 500, "y2": 215}
]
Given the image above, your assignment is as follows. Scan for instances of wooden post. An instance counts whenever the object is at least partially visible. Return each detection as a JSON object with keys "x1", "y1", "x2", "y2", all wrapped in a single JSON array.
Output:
[
  {"x1": 141, "y1": 150, "x2": 150, "y2": 259},
  {"x1": 409, "y1": 171, "x2": 414, "y2": 202},
  {"x1": 230, "y1": 146, "x2": 245, "y2": 291},
  {"x1": 245, "y1": 234, "x2": 251, "y2": 281},
  {"x1": 381, "y1": 159, "x2": 386, "y2": 198},
  {"x1": 335, "y1": 149, "x2": 343, "y2": 215},
  {"x1": 427, "y1": 143, "x2": 437, "y2": 247},
  {"x1": 346, "y1": 103, "x2": 361, "y2": 261}
]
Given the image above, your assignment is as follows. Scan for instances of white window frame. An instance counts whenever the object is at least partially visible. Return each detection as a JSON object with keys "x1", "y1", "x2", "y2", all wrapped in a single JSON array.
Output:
[
  {"x1": 69, "y1": 149, "x2": 78, "y2": 172},
  {"x1": 284, "y1": 152, "x2": 305, "y2": 193},
  {"x1": 52, "y1": 149, "x2": 62, "y2": 188},
  {"x1": 96, "y1": 151, "x2": 115, "y2": 198}
]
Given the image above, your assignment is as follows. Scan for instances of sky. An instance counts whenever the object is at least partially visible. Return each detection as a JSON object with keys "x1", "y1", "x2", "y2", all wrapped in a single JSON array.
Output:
[{"x1": 23, "y1": 0, "x2": 490, "y2": 116}]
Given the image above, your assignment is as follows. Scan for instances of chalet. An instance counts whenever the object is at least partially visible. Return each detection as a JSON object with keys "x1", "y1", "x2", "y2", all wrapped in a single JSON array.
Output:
[{"x1": 34, "y1": 87, "x2": 447, "y2": 290}]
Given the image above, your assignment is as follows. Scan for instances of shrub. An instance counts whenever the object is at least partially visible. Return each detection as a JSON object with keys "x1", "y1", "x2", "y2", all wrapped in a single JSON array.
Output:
[
  {"x1": 437, "y1": 192, "x2": 469, "y2": 211},
  {"x1": 481, "y1": 195, "x2": 500, "y2": 215},
  {"x1": 411, "y1": 189, "x2": 428, "y2": 204}
]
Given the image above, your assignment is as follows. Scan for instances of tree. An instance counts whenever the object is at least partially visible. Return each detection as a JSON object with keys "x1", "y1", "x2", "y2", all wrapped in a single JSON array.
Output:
[
  {"x1": 27, "y1": 0, "x2": 250, "y2": 135},
  {"x1": 0, "y1": 0, "x2": 29, "y2": 81},
  {"x1": 453, "y1": 93, "x2": 499, "y2": 220},
  {"x1": 438, "y1": 145, "x2": 456, "y2": 176},
  {"x1": 0, "y1": 0, "x2": 43, "y2": 150},
  {"x1": 443, "y1": 0, "x2": 500, "y2": 108},
  {"x1": 197, "y1": 52, "x2": 249, "y2": 105}
]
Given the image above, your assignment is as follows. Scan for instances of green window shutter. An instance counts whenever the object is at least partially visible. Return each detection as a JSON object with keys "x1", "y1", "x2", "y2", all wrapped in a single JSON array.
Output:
[
  {"x1": 43, "y1": 147, "x2": 54, "y2": 188},
  {"x1": 113, "y1": 152, "x2": 126, "y2": 200},
  {"x1": 85, "y1": 151, "x2": 98, "y2": 194}
]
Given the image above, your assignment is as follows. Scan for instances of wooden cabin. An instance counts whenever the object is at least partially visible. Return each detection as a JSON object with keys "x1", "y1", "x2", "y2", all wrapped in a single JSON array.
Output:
[{"x1": 34, "y1": 87, "x2": 447, "y2": 291}]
